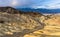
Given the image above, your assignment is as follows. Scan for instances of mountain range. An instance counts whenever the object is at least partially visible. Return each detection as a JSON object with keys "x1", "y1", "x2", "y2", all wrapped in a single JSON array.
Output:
[{"x1": 17, "y1": 8, "x2": 60, "y2": 14}]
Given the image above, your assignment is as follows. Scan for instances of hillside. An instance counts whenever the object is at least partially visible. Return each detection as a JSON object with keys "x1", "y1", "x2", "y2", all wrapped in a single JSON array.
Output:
[
  {"x1": 0, "y1": 7, "x2": 60, "y2": 37},
  {"x1": 0, "y1": 7, "x2": 45, "y2": 37},
  {"x1": 24, "y1": 14, "x2": 60, "y2": 37}
]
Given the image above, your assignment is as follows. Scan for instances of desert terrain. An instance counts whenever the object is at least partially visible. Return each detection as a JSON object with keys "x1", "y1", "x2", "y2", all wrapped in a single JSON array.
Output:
[{"x1": 0, "y1": 7, "x2": 60, "y2": 37}]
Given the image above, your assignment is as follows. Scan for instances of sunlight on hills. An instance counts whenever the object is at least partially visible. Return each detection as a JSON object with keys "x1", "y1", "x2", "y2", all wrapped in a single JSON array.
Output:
[{"x1": 24, "y1": 15, "x2": 60, "y2": 37}]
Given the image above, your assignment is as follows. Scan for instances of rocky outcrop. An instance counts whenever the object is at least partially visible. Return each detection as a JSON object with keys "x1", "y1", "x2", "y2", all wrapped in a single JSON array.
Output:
[{"x1": 0, "y1": 7, "x2": 45, "y2": 37}]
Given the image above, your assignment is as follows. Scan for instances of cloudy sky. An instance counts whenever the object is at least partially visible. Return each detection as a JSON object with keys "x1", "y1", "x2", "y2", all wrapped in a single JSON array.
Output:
[{"x1": 0, "y1": 0, "x2": 60, "y2": 9}]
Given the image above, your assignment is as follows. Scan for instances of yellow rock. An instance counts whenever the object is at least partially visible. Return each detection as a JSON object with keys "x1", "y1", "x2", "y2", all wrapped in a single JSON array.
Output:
[
  {"x1": 24, "y1": 34, "x2": 37, "y2": 37},
  {"x1": 33, "y1": 30, "x2": 43, "y2": 35},
  {"x1": 5, "y1": 32, "x2": 13, "y2": 35}
]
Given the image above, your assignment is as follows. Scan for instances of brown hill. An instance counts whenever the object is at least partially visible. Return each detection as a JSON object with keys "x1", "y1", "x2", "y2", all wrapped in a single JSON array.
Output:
[{"x1": 0, "y1": 7, "x2": 45, "y2": 37}]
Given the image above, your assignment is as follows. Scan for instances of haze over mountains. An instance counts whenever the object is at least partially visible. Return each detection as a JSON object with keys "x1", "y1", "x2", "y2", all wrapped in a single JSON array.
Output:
[{"x1": 17, "y1": 8, "x2": 60, "y2": 14}]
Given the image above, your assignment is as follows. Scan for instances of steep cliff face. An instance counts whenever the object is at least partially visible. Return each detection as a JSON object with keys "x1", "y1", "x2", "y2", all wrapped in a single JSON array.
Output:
[{"x1": 0, "y1": 7, "x2": 45, "y2": 37}]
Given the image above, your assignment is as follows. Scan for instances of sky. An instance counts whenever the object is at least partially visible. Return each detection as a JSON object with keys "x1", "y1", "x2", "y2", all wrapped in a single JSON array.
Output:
[{"x1": 0, "y1": 0, "x2": 60, "y2": 9}]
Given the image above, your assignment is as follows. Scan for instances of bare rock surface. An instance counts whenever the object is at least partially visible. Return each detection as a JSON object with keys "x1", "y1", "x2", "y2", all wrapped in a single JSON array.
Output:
[{"x1": 0, "y1": 7, "x2": 45, "y2": 37}]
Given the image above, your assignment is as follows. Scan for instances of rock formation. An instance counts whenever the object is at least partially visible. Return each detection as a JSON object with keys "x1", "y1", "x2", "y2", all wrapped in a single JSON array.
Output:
[
  {"x1": 0, "y1": 7, "x2": 60, "y2": 37},
  {"x1": 0, "y1": 7, "x2": 45, "y2": 37}
]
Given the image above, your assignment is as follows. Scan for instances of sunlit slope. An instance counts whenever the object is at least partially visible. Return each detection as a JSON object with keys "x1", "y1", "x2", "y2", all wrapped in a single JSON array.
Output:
[
  {"x1": 24, "y1": 15, "x2": 60, "y2": 37},
  {"x1": 0, "y1": 12, "x2": 45, "y2": 37}
]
